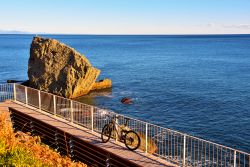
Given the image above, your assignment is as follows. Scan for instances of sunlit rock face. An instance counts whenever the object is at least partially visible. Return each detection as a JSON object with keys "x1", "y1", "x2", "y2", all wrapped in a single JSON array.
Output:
[{"x1": 28, "y1": 36, "x2": 100, "y2": 98}]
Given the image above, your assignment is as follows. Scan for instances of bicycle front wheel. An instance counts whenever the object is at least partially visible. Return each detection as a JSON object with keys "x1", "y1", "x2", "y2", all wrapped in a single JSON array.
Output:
[
  {"x1": 124, "y1": 130, "x2": 141, "y2": 151},
  {"x1": 101, "y1": 124, "x2": 112, "y2": 143}
]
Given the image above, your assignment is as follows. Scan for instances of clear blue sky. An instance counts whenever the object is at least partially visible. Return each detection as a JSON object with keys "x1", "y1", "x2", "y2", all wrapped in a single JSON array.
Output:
[{"x1": 0, "y1": 0, "x2": 250, "y2": 34}]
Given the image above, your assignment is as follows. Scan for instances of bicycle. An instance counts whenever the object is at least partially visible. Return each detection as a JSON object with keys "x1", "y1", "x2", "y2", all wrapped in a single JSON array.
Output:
[{"x1": 101, "y1": 115, "x2": 141, "y2": 151}]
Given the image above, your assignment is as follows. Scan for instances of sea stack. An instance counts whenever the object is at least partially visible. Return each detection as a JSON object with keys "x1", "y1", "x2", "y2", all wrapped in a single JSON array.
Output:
[{"x1": 28, "y1": 36, "x2": 110, "y2": 98}]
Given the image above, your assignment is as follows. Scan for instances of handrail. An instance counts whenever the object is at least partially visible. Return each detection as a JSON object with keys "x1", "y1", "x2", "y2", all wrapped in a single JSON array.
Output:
[{"x1": 1, "y1": 83, "x2": 249, "y2": 167}]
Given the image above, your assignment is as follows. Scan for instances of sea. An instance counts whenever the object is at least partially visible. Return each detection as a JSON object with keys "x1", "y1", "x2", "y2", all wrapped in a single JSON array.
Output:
[{"x1": 0, "y1": 34, "x2": 249, "y2": 152}]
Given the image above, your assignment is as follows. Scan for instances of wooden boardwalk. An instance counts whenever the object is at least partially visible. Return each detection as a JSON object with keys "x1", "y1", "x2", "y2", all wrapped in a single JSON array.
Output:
[{"x1": 0, "y1": 101, "x2": 177, "y2": 167}]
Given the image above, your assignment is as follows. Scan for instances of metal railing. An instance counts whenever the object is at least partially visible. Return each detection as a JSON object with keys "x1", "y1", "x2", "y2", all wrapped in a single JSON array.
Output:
[
  {"x1": 0, "y1": 83, "x2": 14, "y2": 102},
  {"x1": 1, "y1": 83, "x2": 249, "y2": 166}
]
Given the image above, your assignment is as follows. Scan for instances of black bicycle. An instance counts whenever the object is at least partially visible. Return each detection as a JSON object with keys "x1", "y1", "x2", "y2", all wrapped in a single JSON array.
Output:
[{"x1": 101, "y1": 115, "x2": 141, "y2": 151}]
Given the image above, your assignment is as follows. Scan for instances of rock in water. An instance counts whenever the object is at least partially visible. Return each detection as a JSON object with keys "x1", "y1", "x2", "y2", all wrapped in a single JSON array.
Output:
[
  {"x1": 91, "y1": 79, "x2": 112, "y2": 91},
  {"x1": 28, "y1": 36, "x2": 100, "y2": 98},
  {"x1": 121, "y1": 97, "x2": 133, "y2": 104}
]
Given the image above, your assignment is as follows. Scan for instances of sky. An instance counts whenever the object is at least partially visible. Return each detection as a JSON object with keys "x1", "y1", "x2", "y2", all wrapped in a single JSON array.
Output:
[{"x1": 0, "y1": 0, "x2": 250, "y2": 34}]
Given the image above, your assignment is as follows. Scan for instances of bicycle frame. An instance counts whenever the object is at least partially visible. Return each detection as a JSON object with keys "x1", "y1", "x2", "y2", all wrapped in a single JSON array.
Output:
[{"x1": 108, "y1": 117, "x2": 129, "y2": 141}]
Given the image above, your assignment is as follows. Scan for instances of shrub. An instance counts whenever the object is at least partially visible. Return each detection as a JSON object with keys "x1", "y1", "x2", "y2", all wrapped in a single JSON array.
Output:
[{"x1": 137, "y1": 133, "x2": 157, "y2": 154}]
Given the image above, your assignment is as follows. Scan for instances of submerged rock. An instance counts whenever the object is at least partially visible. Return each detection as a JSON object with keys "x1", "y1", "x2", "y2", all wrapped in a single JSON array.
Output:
[
  {"x1": 28, "y1": 36, "x2": 101, "y2": 98},
  {"x1": 121, "y1": 97, "x2": 133, "y2": 104}
]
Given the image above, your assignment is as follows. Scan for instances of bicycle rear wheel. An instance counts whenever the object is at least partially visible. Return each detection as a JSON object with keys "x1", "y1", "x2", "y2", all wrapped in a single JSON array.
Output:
[
  {"x1": 101, "y1": 124, "x2": 112, "y2": 143},
  {"x1": 124, "y1": 130, "x2": 141, "y2": 151}
]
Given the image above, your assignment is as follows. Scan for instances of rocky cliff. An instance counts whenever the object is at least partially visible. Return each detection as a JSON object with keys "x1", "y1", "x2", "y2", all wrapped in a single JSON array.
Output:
[{"x1": 28, "y1": 36, "x2": 101, "y2": 98}]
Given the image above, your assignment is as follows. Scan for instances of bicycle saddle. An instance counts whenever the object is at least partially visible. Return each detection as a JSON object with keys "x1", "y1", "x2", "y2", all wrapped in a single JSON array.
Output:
[{"x1": 124, "y1": 117, "x2": 130, "y2": 121}]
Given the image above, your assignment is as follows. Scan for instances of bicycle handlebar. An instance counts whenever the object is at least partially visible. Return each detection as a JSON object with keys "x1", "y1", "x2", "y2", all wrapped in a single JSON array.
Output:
[
  {"x1": 104, "y1": 114, "x2": 121, "y2": 119},
  {"x1": 104, "y1": 114, "x2": 130, "y2": 121}
]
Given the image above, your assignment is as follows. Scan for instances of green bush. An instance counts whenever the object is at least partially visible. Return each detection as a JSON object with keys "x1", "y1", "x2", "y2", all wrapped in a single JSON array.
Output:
[{"x1": 0, "y1": 140, "x2": 44, "y2": 166}]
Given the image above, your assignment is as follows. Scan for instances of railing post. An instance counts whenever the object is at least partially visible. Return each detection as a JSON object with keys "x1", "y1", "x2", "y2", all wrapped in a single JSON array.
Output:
[
  {"x1": 91, "y1": 106, "x2": 94, "y2": 132},
  {"x1": 233, "y1": 150, "x2": 237, "y2": 167},
  {"x1": 145, "y1": 123, "x2": 148, "y2": 153},
  {"x1": 25, "y1": 86, "x2": 28, "y2": 106},
  {"x1": 13, "y1": 83, "x2": 16, "y2": 101},
  {"x1": 106, "y1": 154, "x2": 110, "y2": 167},
  {"x1": 115, "y1": 115, "x2": 118, "y2": 142},
  {"x1": 183, "y1": 134, "x2": 186, "y2": 167},
  {"x1": 30, "y1": 120, "x2": 34, "y2": 135},
  {"x1": 38, "y1": 90, "x2": 41, "y2": 111},
  {"x1": 53, "y1": 95, "x2": 56, "y2": 116},
  {"x1": 70, "y1": 100, "x2": 73, "y2": 124},
  {"x1": 55, "y1": 131, "x2": 59, "y2": 152},
  {"x1": 68, "y1": 138, "x2": 74, "y2": 160}
]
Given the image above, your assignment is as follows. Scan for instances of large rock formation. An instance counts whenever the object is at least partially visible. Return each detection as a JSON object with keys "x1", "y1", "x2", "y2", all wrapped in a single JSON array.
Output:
[{"x1": 28, "y1": 36, "x2": 101, "y2": 98}]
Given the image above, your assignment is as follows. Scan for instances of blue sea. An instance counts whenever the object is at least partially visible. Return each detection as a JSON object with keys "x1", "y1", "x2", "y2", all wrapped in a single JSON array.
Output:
[{"x1": 0, "y1": 34, "x2": 249, "y2": 152}]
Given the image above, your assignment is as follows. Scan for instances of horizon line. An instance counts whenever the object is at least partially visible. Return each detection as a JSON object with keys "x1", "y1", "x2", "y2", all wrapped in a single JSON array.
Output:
[{"x1": 1, "y1": 33, "x2": 250, "y2": 36}]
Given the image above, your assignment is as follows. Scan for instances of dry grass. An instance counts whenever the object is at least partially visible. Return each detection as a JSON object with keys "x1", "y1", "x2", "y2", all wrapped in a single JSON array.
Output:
[
  {"x1": 137, "y1": 133, "x2": 158, "y2": 154},
  {"x1": 0, "y1": 111, "x2": 87, "y2": 167}
]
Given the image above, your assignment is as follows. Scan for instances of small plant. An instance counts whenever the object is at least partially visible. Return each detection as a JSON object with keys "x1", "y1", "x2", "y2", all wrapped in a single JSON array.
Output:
[{"x1": 137, "y1": 133, "x2": 158, "y2": 154}]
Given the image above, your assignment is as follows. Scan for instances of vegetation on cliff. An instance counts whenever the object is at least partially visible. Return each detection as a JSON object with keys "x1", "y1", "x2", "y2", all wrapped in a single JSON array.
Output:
[{"x1": 0, "y1": 111, "x2": 87, "y2": 167}]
